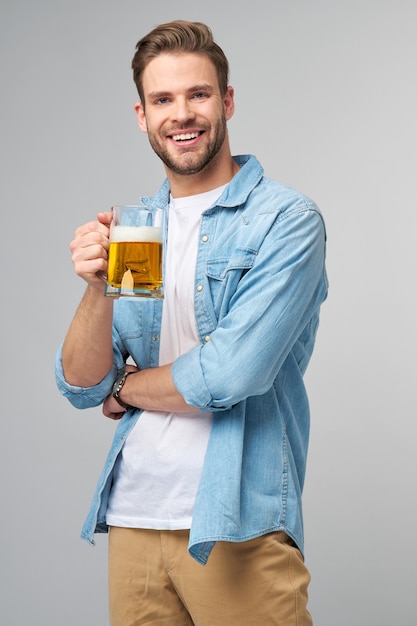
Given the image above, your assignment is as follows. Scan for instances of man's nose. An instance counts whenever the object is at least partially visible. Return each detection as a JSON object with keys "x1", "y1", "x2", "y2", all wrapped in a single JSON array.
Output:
[{"x1": 172, "y1": 97, "x2": 196, "y2": 124}]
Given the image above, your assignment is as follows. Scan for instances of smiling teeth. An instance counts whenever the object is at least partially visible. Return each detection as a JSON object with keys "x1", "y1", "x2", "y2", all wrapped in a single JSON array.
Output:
[{"x1": 172, "y1": 132, "x2": 199, "y2": 141}]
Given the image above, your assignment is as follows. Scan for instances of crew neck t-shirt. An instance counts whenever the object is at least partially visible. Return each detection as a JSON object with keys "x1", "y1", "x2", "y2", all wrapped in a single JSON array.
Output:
[{"x1": 106, "y1": 185, "x2": 226, "y2": 530}]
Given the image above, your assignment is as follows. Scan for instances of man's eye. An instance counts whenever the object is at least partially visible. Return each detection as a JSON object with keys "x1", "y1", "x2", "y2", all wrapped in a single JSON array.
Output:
[
  {"x1": 156, "y1": 97, "x2": 170, "y2": 105},
  {"x1": 193, "y1": 92, "x2": 207, "y2": 99}
]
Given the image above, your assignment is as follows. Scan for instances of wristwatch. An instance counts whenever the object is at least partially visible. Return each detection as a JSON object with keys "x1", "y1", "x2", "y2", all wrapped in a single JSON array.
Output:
[{"x1": 112, "y1": 371, "x2": 135, "y2": 411}]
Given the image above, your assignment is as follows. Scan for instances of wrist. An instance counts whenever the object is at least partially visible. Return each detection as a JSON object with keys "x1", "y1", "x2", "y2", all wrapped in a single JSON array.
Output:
[{"x1": 112, "y1": 370, "x2": 136, "y2": 411}]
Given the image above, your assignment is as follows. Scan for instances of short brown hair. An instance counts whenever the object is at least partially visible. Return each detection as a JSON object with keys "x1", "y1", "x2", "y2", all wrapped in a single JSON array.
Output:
[{"x1": 132, "y1": 20, "x2": 229, "y2": 104}]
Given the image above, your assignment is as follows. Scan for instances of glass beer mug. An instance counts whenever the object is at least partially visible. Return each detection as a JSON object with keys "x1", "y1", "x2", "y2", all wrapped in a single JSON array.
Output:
[{"x1": 105, "y1": 205, "x2": 164, "y2": 299}]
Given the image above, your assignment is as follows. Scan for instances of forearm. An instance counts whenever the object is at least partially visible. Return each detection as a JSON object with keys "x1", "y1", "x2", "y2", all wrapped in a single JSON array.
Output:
[
  {"x1": 119, "y1": 364, "x2": 196, "y2": 413},
  {"x1": 62, "y1": 285, "x2": 114, "y2": 387}
]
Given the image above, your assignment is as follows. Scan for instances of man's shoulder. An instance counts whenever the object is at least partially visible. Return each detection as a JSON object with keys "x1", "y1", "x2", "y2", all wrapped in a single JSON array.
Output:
[
  {"x1": 231, "y1": 155, "x2": 320, "y2": 215},
  {"x1": 243, "y1": 175, "x2": 321, "y2": 225}
]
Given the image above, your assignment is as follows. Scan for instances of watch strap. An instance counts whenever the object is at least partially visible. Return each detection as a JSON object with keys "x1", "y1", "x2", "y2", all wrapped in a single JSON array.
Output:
[{"x1": 112, "y1": 370, "x2": 135, "y2": 411}]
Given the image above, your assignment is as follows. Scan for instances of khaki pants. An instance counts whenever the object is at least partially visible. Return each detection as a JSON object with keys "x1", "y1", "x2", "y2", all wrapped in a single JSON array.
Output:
[{"x1": 108, "y1": 527, "x2": 313, "y2": 626}]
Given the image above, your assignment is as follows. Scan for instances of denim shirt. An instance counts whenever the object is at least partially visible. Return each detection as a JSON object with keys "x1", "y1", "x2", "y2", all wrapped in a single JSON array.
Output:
[{"x1": 55, "y1": 154, "x2": 328, "y2": 565}]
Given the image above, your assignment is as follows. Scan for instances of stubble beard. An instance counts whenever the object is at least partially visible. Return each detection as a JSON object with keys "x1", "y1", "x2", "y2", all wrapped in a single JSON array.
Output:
[{"x1": 147, "y1": 116, "x2": 227, "y2": 176}]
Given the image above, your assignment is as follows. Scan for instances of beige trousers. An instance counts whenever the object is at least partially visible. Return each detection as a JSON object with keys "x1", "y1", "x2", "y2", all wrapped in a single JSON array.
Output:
[{"x1": 108, "y1": 527, "x2": 313, "y2": 626}]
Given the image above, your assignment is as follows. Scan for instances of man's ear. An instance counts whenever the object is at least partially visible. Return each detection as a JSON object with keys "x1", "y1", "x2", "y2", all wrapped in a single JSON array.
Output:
[
  {"x1": 224, "y1": 86, "x2": 235, "y2": 122},
  {"x1": 134, "y1": 102, "x2": 148, "y2": 133}
]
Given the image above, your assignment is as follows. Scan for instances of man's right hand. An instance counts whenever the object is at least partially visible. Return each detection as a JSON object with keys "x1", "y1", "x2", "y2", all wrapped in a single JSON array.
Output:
[{"x1": 69, "y1": 211, "x2": 112, "y2": 289}]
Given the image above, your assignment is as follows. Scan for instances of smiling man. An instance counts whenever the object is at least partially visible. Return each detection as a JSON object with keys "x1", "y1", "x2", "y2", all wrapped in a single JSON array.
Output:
[{"x1": 56, "y1": 20, "x2": 328, "y2": 626}]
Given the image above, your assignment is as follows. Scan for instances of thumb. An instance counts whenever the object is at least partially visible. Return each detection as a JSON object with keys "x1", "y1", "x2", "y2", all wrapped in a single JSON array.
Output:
[{"x1": 97, "y1": 211, "x2": 112, "y2": 227}]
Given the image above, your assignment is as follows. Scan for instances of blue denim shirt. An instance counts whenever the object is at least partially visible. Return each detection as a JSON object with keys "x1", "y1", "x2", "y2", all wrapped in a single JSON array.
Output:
[{"x1": 55, "y1": 154, "x2": 328, "y2": 565}]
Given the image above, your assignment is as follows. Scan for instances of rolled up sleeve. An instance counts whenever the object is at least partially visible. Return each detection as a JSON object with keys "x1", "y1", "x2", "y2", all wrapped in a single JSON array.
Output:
[{"x1": 55, "y1": 344, "x2": 118, "y2": 409}]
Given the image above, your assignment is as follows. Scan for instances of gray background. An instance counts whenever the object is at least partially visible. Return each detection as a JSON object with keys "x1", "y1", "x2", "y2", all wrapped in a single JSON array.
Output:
[{"x1": 1, "y1": 0, "x2": 416, "y2": 624}]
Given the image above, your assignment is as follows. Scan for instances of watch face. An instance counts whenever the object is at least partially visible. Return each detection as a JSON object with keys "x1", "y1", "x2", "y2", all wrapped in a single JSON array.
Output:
[{"x1": 113, "y1": 373, "x2": 126, "y2": 397}]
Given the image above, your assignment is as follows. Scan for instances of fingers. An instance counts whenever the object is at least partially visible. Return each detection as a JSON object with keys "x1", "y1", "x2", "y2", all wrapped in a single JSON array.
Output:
[
  {"x1": 103, "y1": 395, "x2": 125, "y2": 420},
  {"x1": 72, "y1": 217, "x2": 110, "y2": 244},
  {"x1": 70, "y1": 219, "x2": 111, "y2": 287}
]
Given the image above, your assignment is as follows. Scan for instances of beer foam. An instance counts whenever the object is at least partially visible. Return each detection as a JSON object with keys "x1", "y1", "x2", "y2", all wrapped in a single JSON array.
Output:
[{"x1": 111, "y1": 225, "x2": 162, "y2": 243}]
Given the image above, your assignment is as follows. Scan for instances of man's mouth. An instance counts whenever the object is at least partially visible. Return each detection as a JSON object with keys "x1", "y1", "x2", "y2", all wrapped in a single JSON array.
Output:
[{"x1": 170, "y1": 131, "x2": 202, "y2": 142}]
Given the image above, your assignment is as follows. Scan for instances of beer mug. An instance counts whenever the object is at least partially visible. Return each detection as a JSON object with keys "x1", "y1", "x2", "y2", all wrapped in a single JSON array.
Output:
[{"x1": 104, "y1": 205, "x2": 164, "y2": 299}]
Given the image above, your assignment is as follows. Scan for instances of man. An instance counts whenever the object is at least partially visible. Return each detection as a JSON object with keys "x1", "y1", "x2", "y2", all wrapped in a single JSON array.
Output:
[{"x1": 56, "y1": 20, "x2": 328, "y2": 626}]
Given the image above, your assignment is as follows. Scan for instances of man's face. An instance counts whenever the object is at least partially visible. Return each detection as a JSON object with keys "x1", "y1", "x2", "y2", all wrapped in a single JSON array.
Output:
[{"x1": 135, "y1": 53, "x2": 234, "y2": 176}]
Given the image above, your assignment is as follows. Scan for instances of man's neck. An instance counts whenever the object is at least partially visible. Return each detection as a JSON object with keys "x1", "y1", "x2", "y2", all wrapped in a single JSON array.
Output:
[{"x1": 167, "y1": 149, "x2": 239, "y2": 198}]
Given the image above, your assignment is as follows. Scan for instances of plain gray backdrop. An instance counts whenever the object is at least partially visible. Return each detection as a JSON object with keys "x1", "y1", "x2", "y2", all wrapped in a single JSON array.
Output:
[{"x1": 1, "y1": 1, "x2": 416, "y2": 624}]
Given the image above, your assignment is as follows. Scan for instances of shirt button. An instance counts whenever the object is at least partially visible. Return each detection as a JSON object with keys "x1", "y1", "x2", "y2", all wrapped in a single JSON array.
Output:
[
  {"x1": 202, "y1": 235, "x2": 208, "y2": 242},
  {"x1": 196, "y1": 284, "x2": 203, "y2": 292},
  {"x1": 152, "y1": 334, "x2": 159, "y2": 342},
  {"x1": 204, "y1": 335, "x2": 211, "y2": 342}
]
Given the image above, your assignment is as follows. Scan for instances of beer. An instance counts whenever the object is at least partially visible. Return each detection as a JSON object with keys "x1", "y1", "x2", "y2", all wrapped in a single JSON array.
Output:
[{"x1": 107, "y1": 225, "x2": 163, "y2": 294}]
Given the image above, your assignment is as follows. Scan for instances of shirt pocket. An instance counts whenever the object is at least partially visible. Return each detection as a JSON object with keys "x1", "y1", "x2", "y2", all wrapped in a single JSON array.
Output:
[
  {"x1": 113, "y1": 299, "x2": 161, "y2": 369},
  {"x1": 206, "y1": 249, "x2": 257, "y2": 320}
]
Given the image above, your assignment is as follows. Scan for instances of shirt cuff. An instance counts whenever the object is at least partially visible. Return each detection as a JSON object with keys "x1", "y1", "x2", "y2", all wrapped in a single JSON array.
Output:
[
  {"x1": 55, "y1": 344, "x2": 118, "y2": 409},
  {"x1": 171, "y1": 347, "x2": 214, "y2": 411}
]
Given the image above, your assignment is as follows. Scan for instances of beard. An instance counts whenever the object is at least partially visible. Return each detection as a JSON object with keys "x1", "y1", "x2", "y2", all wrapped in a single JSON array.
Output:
[{"x1": 147, "y1": 115, "x2": 227, "y2": 176}]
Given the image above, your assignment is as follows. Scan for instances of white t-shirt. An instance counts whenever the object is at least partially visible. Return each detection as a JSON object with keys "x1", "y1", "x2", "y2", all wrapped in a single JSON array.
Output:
[{"x1": 106, "y1": 186, "x2": 226, "y2": 529}]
